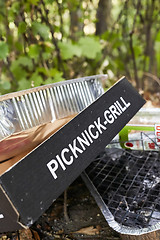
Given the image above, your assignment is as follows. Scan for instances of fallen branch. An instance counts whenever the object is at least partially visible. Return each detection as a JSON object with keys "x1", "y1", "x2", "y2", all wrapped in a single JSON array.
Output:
[{"x1": 144, "y1": 72, "x2": 160, "y2": 86}]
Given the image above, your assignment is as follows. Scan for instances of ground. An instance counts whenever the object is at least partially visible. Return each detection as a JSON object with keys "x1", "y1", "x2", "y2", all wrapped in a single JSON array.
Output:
[{"x1": 0, "y1": 177, "x2": 120, "y2": 240}]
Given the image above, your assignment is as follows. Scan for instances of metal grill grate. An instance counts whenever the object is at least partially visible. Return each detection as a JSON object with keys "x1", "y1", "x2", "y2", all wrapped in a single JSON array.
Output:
[{"x1": 82, "y1": 148, "x2": 160, "y2": 235}]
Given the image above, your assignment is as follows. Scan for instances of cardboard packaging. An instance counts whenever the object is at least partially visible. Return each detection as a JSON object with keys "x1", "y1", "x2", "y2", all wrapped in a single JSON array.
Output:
[{"x1": 0, "y1": 77, "x2": 145, "y2": 233}]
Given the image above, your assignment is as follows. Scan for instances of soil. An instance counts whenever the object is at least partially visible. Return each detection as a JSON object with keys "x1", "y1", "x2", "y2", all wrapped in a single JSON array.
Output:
[{"x1": 0, "y1": 177, "x2": 120, "y2": 240}]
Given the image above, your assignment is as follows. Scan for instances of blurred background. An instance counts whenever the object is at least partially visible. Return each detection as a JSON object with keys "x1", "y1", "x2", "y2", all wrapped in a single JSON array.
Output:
[{"x1": 0, "y1": 0, "x2": 160, "y2": 103}]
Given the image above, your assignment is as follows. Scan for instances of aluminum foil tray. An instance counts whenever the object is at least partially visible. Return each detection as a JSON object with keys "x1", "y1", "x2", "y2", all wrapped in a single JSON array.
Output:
[
  {"x1": 0, "y1": 75, "x2": 104, "y2": 141},
  {"x1": 82, "y1": 148, "x2": 160, "y2": 235}
]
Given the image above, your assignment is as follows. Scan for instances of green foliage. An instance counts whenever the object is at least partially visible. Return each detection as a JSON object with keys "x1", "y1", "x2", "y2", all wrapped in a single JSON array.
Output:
[
  {"x1": 0, "y1": 42, "x2": 9, "y2": 60},
  {"x1": 27, "y1": 0, "x2": 40, "y2": 5},
  {"x1": 58, "y1": 41, "x2": 81, "y2": 60},
  {"x1": 30, "y1": 72, "x2": 44, "y2": 87},
  {"x1": 16, "y1": 56, "x2": 33, "y2": 70},
  {"x1": 0, "y1": 0, "x2": 160, "y2": 95},
  {"x1": 18, "y1": 22, "x2": 27, "y2": 34},
  {"x1": 78, "y1": 37, "x2": 102, "y2": 59},
  {"x1": 155, "y1": 31, "x2": 160, "y2": 76},
  {"x1": 18, "y1": 78, "x2": 31, "y2": 91},
  {"x1": 58, "y1": 37, "x2": 102, "y2": 60},
  {"x1": 32, "y1": 22, "x2": 50, "y2": 40},
  {"x1": 1, "y1": 81, "x2": 11, "y2": 90},
  {"x1": 154, "y1": 41, "x2": 160, "y2": 76},
  {"x1": 28, "y1": 44, "x2": 41, "y2": 60}
]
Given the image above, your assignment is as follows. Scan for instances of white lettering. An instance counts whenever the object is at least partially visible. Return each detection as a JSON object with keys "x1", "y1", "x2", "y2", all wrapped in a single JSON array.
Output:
[
  {"x1": 88, "y1": 124, "x2": 99, "y2": 139},
  {"x1": 47, "y1": 160, "x2": 59, "y2": 179},
  {"x1": 47, "y1": 96, "x2": 132, "y2": 180},
  {"x1": 61, "y1": 148, "x2": 73, "y2": 165},
  {"x1": 84, "y1": 129, "x2": 93, "y2": 143},
  {"x1": 120, "y1": 97, "x2": 131, "y2": 109},
  {"x1": 69, "y1": 139, "x2": 83, "y2": 158},
  {"x1": 104, "y1": 110, "x2": 114, "y2": 124},
  {"x1": 109, "y1": 104, "x2": 120, "y2": 119},
  {"x1": 115, "y1": 101, "x2": 122, "y2": 114},
  {"x1": 56, "y1": 155, "x2": 66, "y2": 170},
  {"x1": 116, "y1": 100, "x2": 126, "y2": 112},
  {"x1": 77, "y1": 133, "x2": 91, "y2": 151},
  {"x1": 94, "y1": 117, "x2": 107, "y2": 134}
]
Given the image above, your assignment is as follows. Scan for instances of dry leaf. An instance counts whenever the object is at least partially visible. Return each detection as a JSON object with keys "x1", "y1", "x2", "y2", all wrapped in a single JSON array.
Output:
[
  {"x1": 55, "y1": 229, "x2": 64, "y2": 235},
  {"x1": 73, "y1": 225, "x2": 100, "y2": 235},
  {"x1": 31, "y1": 229, "x2": 41, "y2": 240},
  {"x1": 16, "y1": 229, "x2": 33, "y2": 240},
  {"x1": 16, "y1": 229, "x2": 40, "y2": 240}
]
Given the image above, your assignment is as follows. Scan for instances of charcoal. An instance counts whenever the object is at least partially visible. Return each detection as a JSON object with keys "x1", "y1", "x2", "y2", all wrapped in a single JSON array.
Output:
[{"x1": 85, "y1": 149, "x2": 160, "y2": 230}]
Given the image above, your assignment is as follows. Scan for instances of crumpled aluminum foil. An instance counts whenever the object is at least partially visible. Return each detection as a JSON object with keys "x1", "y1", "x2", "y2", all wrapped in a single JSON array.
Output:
[{"x1": 0, "y1": 100, "x2": 16, "y2": 139}]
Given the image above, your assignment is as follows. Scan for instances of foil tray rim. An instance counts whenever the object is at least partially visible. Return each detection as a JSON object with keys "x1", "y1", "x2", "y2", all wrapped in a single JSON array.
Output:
[{"x1": 0, "y1": 74, "x2": 106, "y2": 102}]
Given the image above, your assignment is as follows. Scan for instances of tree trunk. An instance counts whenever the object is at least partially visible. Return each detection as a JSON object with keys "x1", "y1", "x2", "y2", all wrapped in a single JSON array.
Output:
[
  {"x1": 120, "y1": 230, "x2": 160, "y2": 240},
  {"x1": 69, "y1": 2, "x2": 83, "y2": 40},
  {"x1": 96, "y1": 0, "x2": 112, "y2": 35},
  {"x1": 143, "y1": 0, "x2": 158, "y2": 93}
]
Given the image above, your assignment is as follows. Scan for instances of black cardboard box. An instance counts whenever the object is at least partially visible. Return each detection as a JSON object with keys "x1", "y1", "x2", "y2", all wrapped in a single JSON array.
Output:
[{"x1": 0, "y1": 77, "x2": 145, "y2": 233}]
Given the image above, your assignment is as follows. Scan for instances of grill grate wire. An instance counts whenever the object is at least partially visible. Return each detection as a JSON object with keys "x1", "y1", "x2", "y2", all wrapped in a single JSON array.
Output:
[{"x1": 82, "y1": 147, "x2": 160, "y2": 234}]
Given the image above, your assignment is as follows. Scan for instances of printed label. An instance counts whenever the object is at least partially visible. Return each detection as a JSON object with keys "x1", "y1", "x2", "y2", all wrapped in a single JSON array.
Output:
[
  {"x1": 155, "y1": 124, "x2": 160, "y2": 146},
  {"x1": 47, "y1": 96, "x2": 131, "y2": 179}
]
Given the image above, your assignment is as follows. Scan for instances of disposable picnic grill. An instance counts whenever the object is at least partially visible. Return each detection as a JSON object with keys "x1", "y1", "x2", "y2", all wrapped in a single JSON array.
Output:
[
  {"x1": 0, "y1": 76, "x2": 145, "y2": 233},
  {"x1": 82, "y1": 138, "x2": 160, "y2": 235}
]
